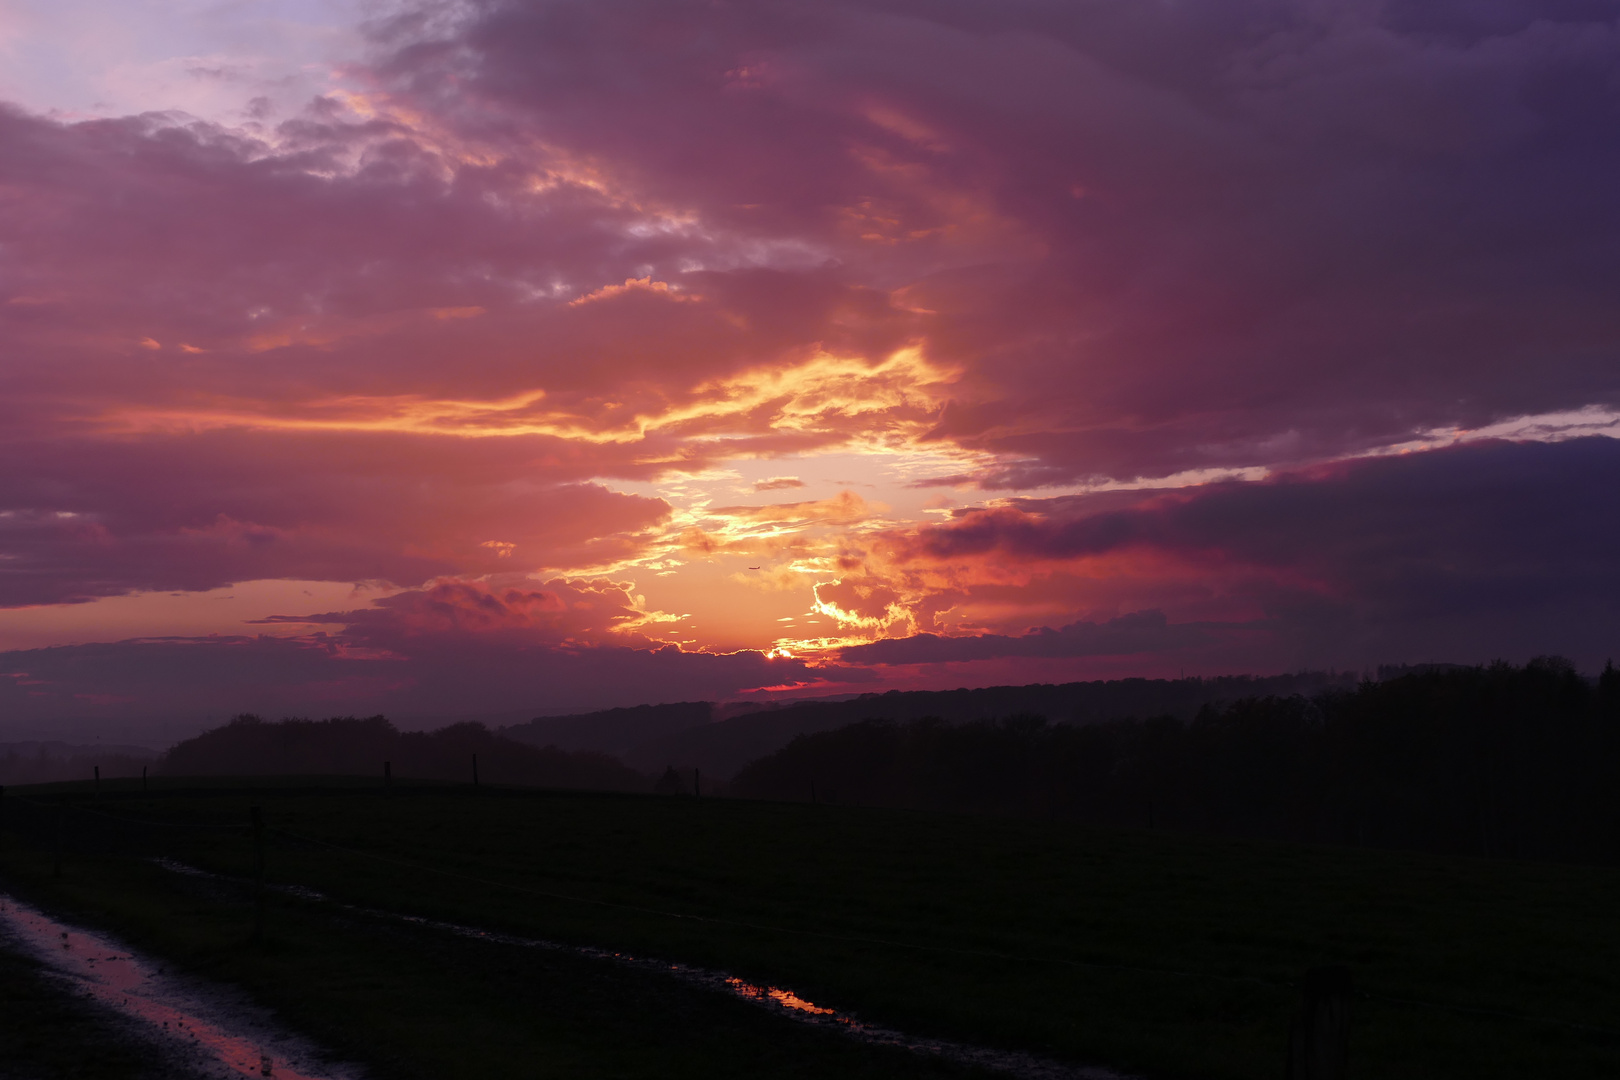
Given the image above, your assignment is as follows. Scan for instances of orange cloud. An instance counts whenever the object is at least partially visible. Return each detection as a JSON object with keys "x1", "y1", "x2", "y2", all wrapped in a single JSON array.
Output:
[
  {"x1": 811, "y1": 574, "x2": 910, "y2": 633},
  {"x1": 568, "y1": 277, "x2": 697, "y2": 307},
  {"x1": 710, "y1": 489, "x2": 874, "y2": 528},
  {"x1": 753, "y1": 476, "x2": 805, "y2": 491}
]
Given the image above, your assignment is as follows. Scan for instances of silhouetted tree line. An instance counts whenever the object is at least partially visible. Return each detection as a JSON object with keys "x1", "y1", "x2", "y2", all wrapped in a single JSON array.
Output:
[
  {"x1": 731, "y1": 659, "x2": 1620, "y2": 863},
  {"x1": 161, "y1": 715, "x2": 648, "y2": 791},
  {"x1": 502, "y1": 671, "x2": 1366, "y2": 778},
  {"x1": 724, "y1": 669, "x2": 1361, "y2": 729}
]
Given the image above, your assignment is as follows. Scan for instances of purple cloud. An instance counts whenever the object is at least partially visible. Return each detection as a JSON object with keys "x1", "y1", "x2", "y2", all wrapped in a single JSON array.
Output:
[
  {"x1": 891, "y1": 436, "x2": 1620, "y2": 669},
  {"x1": 838, "y1": 610, "x2": 1221, "y2": 665}
]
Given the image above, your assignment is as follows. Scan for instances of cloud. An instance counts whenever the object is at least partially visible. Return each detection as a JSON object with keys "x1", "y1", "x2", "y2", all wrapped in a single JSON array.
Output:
[
  {"x1": 0, "y1": 426, "x2": 672, "y2": 605},
  {"x1": 813, "y1": 573, "x2": 908, "y2": 630},
  {"x1": 4, "y1": 0, "x2": 1620, "y2": 717},
  {"x1": 0, "y1": 633, "x2": 834, "y2": 727},
  {"x1": 752, "y1": 476, "x2": 805, "y2": 492},
  {"x1": 568, "y1": 276, "x2": 697, "y2": 307},
  {"x1": 5, "y1": 436, "x2": 1617, "y2": 727},
  {"x1": 0, "y1": 575, "x2": 851, "y2": 726},
  {"x1": 265, "y1": 577, "x2": 657, "y2": 645},
  {"x1": 710, "y1": 489, "x2": 874, "y2": 528},
  {"x1": 873, "y1": 437, "x2": 1620, "y2": 669},
  {"x1": 838, "y1": 610, "x2": 1218, "y2": 665},
  {"x1": 388, "y1": 0, "x2": 1620, "y2": 484}
]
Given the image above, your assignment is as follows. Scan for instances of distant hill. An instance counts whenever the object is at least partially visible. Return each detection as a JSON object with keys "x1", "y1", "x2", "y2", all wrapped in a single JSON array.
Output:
[
  {"x1": 161, "y1": 715, "x2": 648, "y2": 791},
  {"x1": 505, "y1": 672, "x2": 1363, "y2": 779}
]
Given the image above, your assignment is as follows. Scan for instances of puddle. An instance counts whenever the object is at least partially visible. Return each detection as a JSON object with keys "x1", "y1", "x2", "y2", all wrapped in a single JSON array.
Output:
[
  {"x1": 149, "y1": 859, "x2": 1129, "y2": 1080},
  {"x1": 0, "y1": 894, "x2": 361, "y2": 1080}
]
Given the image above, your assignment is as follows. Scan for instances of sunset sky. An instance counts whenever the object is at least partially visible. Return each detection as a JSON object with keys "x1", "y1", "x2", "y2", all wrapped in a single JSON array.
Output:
[{"x1": 3, "y1": 0, "x2": 1619, "y2": 735}]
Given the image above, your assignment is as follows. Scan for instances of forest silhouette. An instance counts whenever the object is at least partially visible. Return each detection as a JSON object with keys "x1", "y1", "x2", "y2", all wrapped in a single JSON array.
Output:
[{"x1": 733, "y1": 658, "x2": 1620, "y2": 863}]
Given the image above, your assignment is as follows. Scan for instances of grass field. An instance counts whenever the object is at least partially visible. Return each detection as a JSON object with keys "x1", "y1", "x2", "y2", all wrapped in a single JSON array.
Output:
[{"x1": 4, "y1": 778, "x2": 1619, "y2": 1079}]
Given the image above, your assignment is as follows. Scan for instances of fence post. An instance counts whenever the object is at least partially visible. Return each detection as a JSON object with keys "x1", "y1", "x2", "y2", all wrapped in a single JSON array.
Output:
[
  {"x1": 53, "y1": 799, "x2": 64, "y2": 878},
  {"x1": 472, "y1": 754, "x2": 479, "y2": 787},
  {"x1": 1286, "y1": 966, "x2": 1352, "y2": 1080},
  {"x1": 142, "y1": 766, "x2": 148, "y2": 793},
  {"x1": 250, "y1": 806, "x2": 266, "y2": 942},
  {"x1": 694, "y1": 768, "x2": 701, "y2": 798},
  {"x1": 384, "y1": 761, "x2": 392, "y2": 789},
  {"x1": 94, "y1": 765, "x2": 100, "y2": 798}
]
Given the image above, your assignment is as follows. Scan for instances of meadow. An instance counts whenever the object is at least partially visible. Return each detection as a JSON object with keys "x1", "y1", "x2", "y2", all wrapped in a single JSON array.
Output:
[{"x1": 3, "y1": 778, "x2": 1618, "y2": 1079}]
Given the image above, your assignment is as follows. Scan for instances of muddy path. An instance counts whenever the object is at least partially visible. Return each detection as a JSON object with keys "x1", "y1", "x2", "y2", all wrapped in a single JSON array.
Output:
[
  {"x1": 0, "y1": 847, "x2": 1133, "y2": 1080},
  {"x1": 159, "y1": 859, "x2": 1132, "y2": 1080},
  {"x1": 0, "y1": 893, "x2": 363, "y2": 1080},
  {"x1": 0, "y1": 931, "x2": 205, "y2": 1080}
]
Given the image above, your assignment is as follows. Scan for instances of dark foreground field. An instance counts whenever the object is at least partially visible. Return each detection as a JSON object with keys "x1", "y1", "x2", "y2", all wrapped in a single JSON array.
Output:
[{"x1": 3, "y1": 779, "x2": 1618, "y2": 1079}]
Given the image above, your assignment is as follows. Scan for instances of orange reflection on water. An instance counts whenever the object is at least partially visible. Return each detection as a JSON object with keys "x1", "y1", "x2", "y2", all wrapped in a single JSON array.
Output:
[{"x1": 725, "y1": 976, "x2": 836, "y2": 1016}]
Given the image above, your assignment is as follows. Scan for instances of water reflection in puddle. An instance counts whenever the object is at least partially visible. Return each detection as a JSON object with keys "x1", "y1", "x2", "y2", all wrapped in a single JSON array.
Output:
[
  {"x1": 150, "y1": 861, "x2": 1126, "y2": 1080},
  {"x1": 381, "y1": 904, "x2": 1125, "y2": 1079},
  {"x1": 726, "y1": 977, "x2": 837, "y2": 1016},
  {"x1": 0, "y1": 895, "x2": 359, "y2": 1080}
]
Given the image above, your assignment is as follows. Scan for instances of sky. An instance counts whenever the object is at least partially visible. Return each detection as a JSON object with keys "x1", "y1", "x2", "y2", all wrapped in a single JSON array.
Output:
[{"x1": 2, "y1": 0, "x2": 1619, "y2": 739}]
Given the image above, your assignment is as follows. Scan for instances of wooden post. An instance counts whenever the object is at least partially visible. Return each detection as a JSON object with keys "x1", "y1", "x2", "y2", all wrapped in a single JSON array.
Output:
[
  {"x1": 810, "y1": 780, "x2": 816, "y2": 804},
  {"x1": 694, "y1": 768, "x2": 701, "y2": 798},
  {"x1": 94, "y1": 765, "x2": 100, "y2": 798},
  {"x1": 472, "y1": 753, "x2": 479, "y2": 787},
  {"x1": 53, "y1": 799, "x2": 64, "y2": 878},
  {"x1": 383, "y1": 761, "x2": 392, "y2": 788},
  {"x1": 1286, "y1": 966, "x2": 1352, "y2": 1080},
  {"x1": 142, "y1": 765, "x2": 147, "y2": 792},
  {"x1": 250, "y1": 806, "x2": 266, "y2": 942}
]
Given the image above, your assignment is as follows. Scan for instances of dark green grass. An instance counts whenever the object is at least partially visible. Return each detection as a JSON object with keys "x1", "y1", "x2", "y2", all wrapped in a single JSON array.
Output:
[{"x1": 6, "y1": 779, "x2": 1620, "y2": 1079}]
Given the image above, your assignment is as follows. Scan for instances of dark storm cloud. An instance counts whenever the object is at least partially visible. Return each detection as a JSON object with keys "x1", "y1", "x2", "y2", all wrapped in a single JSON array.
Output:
[
  {"x1": 838, "y1": 609, "x2": 1220, "y2": 665},
  {"x1": 891, "y1": 437, "x2": 1620, "y2": 667}
]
